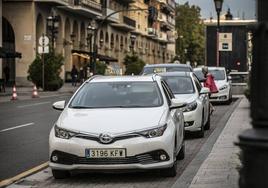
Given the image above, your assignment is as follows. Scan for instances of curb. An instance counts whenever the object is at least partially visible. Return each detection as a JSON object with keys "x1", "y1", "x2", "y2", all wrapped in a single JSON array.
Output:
[{"x1": 0, "y1": 162, "x2": 49, "y2": 188}]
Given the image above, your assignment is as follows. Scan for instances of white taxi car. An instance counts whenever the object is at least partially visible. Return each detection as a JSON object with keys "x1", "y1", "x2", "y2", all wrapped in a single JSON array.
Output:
[
  {"x1": 49, "y1": 75, "x2": 185, "y2": 178},
  {"x1": 160, "y1": 72, "x2": 211, "y2": 137},
  {"x1": 194, "y1": 67, "x2": 232, "y2": 104}
]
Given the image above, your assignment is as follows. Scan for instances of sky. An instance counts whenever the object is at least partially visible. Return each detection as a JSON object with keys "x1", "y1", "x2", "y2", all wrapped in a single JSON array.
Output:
[{"x1": 176, "y1": 0, "x2": 257, "y2": 20}]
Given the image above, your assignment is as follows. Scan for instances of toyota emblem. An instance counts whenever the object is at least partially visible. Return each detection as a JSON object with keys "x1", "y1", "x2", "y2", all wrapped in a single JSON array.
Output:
[{"x1": 99, "y1": 133, "x2": 113, "y2": 144}]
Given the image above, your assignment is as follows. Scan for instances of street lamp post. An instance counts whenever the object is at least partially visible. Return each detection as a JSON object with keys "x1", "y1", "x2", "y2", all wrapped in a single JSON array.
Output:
[
  {"x1": 46, "y1": 15, "x2": 59, "y2": 53},
  {"x1": 87, "y1": 24, "x2": 95, "y2": 74},
  {"x1": 90, "y1": 7, "x2": 148, "y2": 75},
  {"x1": 213, "y1": 0, "x2": 223, "y2": 67},
  {"x1": 236, "y1": 1, "x2": 268, "y2": 187},
  {"x1": 130, "y1": 34, "x2": 136, "y2": 55}
]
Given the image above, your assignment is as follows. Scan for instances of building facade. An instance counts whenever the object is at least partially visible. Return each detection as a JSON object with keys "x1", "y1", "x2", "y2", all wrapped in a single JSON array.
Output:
[
  {"x1": 2, "y1": 0, "x2": 176, "y2": 86},
  {"x1": 205, "y1": 18, "x2": 256, "y2": 72}
]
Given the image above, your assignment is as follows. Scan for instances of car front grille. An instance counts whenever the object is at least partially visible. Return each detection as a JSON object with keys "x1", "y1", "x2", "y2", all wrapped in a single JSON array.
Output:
[{"x1": 50, "y1": 150, "x2": 169, "y2": 165}]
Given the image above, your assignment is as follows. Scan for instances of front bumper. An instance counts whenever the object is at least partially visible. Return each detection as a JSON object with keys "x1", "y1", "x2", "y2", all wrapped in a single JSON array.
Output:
[
  {"x1": 49, "y1": 126, "x2": 175, "y2": 171},
  {"x1": 210, "y1": 89, "x2": 230, "y2": 102},
  {"x1": 183, "y1": 109, "x2": 202, "y2": 132}
]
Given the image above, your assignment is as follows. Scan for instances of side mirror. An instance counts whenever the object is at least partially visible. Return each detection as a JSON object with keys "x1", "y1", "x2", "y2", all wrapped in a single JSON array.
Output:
[
  {"x1": 227, "y1": 75, "x2": 232, "y2": 81},
  {"x1": 52, "y1": 101, "x2": 65, "y2": 111},
  {"x1": 170, "y1": 98, "x2": 187, "y2": 110},
  {"x1": 200, "y1": 87, "x2": 210, "y2": 95}
]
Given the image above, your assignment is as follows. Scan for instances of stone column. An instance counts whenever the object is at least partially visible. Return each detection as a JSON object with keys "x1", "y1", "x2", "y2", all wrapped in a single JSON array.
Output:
[
  {"x1": 0, "y1": 0, "x2": 2, "y2": 79},
  {"x1": 237, "y1": 0, "x2": 268, "y2": 187}
]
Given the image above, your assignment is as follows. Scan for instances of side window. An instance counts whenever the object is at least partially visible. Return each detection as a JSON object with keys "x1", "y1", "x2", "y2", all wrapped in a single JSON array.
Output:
[
  {"x1": 193, "y1": 76, "x2": 202, "y2": 93},
  {"x1": 161, "y1": 81, "x2": 172, "y2": 106},
  {"x1": 163, "y1": 81, "x2": 175, "y2": 99}
]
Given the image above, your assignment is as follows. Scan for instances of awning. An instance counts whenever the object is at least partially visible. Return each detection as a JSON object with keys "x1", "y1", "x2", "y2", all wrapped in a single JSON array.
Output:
[
  {"x1": 71, "y1": 49, "x2": 118, "y2": 62},
  {"x1": 0, "y1": 47, "x2": 22, "y2": 58}
]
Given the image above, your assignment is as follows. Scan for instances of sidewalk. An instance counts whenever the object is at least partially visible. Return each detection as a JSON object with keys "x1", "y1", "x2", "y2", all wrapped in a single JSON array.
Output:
[
  {"x1": 0, "y1": 83, "x2": 79, "y2": 103},
  {"x1": 189, "y1": 97, "x2": 250, "y2": 188}
]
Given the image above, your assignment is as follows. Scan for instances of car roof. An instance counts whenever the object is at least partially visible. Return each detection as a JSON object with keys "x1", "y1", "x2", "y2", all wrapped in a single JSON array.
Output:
[
  {"x1": 88, "y1": 75, "x2": 160, "y2": 83},
  {"x1": 157, "y1": 71, "x2": 192, "y2": 77},
  {"x1": 144, "y1": 63, "x2": 192, "y2": 68}
]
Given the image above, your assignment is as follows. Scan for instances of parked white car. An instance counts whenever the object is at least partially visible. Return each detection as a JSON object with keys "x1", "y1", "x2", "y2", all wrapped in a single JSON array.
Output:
[
  {"x1": 160, "y1": 72, "x2": 211, "y2": 137},
  {"x1": 49, "y1": 75, "x2": 186, "y2": 178},
  {"x1": 194, "y1": 67, "x2": 232, "y2": 104}
]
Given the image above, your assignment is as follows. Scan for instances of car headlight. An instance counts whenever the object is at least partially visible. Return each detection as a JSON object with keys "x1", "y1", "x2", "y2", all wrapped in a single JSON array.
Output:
[
  {"x1": 183, "y1": 101, "x2": 197, "y2": 112},
  {"x1": 219, "y1": 85, "x2": 228, "y2": 91},
  {"x1": 54, "y1": 125, "x2": 77, "y2": 139},
  {"x1": 138, "y1": 124, "x2": 167, "y2": 138}
]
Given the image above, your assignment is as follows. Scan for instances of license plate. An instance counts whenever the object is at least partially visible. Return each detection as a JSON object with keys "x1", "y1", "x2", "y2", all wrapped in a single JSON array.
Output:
[{"x1": 85, "y1": 148, "x2": 126, "y2": 158}]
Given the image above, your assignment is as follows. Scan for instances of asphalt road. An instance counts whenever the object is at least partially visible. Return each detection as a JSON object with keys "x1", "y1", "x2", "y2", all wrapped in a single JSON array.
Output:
[
  {"x1": 0, "y1": 95, "x2": 72, "y2": 181},
  {"x1": 0, "y1": 96, "x2": 239, "y2": 187}
]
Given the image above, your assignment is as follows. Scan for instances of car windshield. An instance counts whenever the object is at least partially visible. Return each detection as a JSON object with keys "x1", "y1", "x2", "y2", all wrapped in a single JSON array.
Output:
[
  {"x1": 209, "y1": 69, "x2": 226, "y2": 80},
  {"x1": 162, "y1": 76, "x2": 195, "y2": 94},
  {"x1": 194, "y1": 70, "x2": 205, "y2": 81},
  {"x1": 194, "y1": 69, "x2": 226, "y2": 81},
  {"x1": 69, "y1": 82, "x2": 163, "y2": 108},
  {"x1": 142, "y1": 66, "x2": 191, "y2": 75}
]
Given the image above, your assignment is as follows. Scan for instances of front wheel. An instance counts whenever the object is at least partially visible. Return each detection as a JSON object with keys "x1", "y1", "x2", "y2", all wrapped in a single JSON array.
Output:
[
  {"x1": 52, "y1": 169, "x2": 70, "y2": 179},
  {"x1": 177, "y1": 143, "x2": 185, "y2": 160},
  {"x1": 197, "y1": 112, "x2": 205, "y2": 138},
  {"x1": 204, "y1": 112, "x2": 211, "y2": 130},
  {"x1": 162, "y1": 161, "x2": 177, "y2": 177}
]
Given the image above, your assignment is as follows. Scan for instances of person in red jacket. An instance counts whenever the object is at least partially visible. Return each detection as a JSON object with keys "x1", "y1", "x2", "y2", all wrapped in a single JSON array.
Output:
[{"x1": 202, "y1": 66, "x2": 218, "y2": 114}]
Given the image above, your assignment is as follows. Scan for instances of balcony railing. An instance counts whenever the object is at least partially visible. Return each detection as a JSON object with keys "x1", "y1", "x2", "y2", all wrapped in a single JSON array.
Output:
[
  {"x1": 74, "y1": 0, "x2": 102, "y2": 11},
  {"x1": 159, "y1": 13, "x2": 167, "y2": 22},
  {"x1": 123, "y1": 16, "x2": 136, "y2": 28},
  {"x1": 148, "y1": 28, "x2": 158, "y2": 36},
  {"x1": 167, "y1": 16, "x2": 175, "y2": 25},
  {"x1": 104, "y1": 8, "x2": 119, "y2": 21}
]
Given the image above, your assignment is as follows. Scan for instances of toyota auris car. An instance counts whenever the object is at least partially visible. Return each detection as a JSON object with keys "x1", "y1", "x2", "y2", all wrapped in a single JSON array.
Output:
[
  {"x1": 194, "y1": 67, "x2": 232, "y2": 104},
  {"x1": 49, "y1": 75, "x2": 186, "y2": 178},
  {"x1": 160, "y1": 72, "x2": 210, "y2": 137}
]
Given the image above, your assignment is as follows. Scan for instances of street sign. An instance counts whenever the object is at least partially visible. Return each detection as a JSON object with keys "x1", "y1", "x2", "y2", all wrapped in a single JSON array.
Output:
[
  {"x1": 39, "y1": 36, "x2": 49, "y2": 46},
  {"x1": 38, "y1": 46, "x2": 49, "y2": 54},
  {"x1": 219, "y1": 33, "x2": 232, "y2": 51}
]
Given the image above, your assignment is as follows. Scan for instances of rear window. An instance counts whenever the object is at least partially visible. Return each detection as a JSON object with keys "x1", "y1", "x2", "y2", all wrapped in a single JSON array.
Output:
[{"x1": 142, "y1": 66, "x2": 192, "y2": 75}]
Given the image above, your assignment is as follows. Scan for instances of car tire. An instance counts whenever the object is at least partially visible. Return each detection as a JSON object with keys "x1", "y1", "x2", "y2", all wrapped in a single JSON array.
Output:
[
  {"x1": 52, "y1": 169, "x2": 70, "y2": 179},
  {"x1": 162, "y1": 161, "x2": 177, "y2": 177},
  {"x1": 204, "y1": 112, "x2": 211, "y2": 130},
  {"x1": 197, "y1": 113, "x2": 205, "y2": 138},
  {"x1": 177, "y1": 143, "x2": 185, "y2": 160}
]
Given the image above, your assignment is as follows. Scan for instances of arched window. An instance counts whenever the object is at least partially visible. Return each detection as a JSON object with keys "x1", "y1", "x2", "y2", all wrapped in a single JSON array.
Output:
[
  {"x1": 110, "y1": 33, "x2": 114, "y2": 49},
  {"x1": 105, "y1": 31, "x2": 109, "y2": 43}
]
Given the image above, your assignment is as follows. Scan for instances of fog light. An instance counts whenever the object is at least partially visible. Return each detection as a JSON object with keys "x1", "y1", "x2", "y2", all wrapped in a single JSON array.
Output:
[
  {"x1": 219, "y1": 96, "x2": 227, "y2": 99},
  {"x1": 52, "y1": 155, "x2": 58, "y2": 162},
  {"x1": 160, "y1": 154, "x2": 167, "y2": 161}
]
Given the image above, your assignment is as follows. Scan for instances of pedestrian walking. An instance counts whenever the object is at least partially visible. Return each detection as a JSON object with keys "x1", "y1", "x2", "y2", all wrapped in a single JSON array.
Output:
[
  {"x1": 202, "y1": 66, "x2": 218, "y2": 114},
  {"x1": 79, "y1": 67, "x2": 85, "y2": 85},
  {"x1": 3, "y1": 65, "x2": 10, "y2": 84},
  {"x1": 71, "y1": 65, "x2": 78, "y2": 86}
]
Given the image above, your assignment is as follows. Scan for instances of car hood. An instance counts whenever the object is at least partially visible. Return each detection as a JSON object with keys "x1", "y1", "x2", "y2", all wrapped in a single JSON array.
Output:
[
  {"x1": 215, "y1": 80, "x2": 228, "y2": 89},
  {"x1": 174, "y1": 93, "x2": 197, "y2": 104},
  {"x1": 57, "y1": 107, "x2": 167, "y2": 134}
]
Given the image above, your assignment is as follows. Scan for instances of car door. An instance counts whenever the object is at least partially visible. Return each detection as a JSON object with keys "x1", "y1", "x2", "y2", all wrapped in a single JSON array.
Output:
[
  {"x1": 161, "y1": 80, "x2": 184, "y2": 152},
  {"x1": 193, "y1": 76, "x2": 209, "y2": 124}
]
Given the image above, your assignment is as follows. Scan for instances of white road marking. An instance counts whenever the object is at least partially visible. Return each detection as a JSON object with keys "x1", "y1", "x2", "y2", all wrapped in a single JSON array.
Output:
[
  {"x1": 0, "y1": 123, "x2": 35, "y2": 133},
  {"x1": 17, "y1": 102, "x2": 51, "y2": 108}
]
